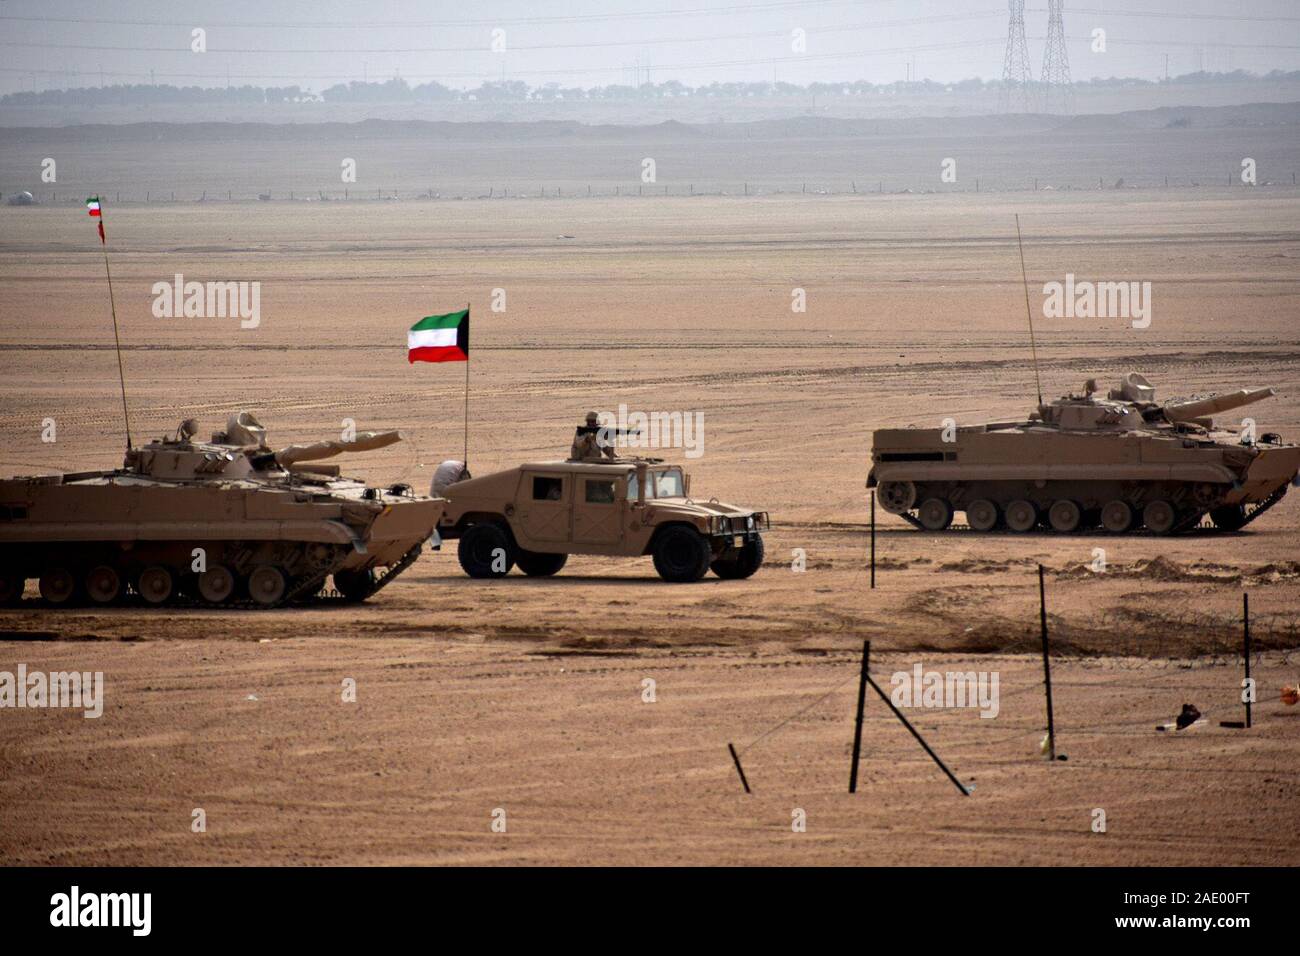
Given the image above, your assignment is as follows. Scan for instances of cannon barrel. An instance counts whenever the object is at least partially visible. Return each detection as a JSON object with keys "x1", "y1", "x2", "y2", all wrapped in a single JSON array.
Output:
[
  {"x1": 1163, "y1": 387, "x2": 1276, "y2": 423},
  {"x1": 274, "y1": 430, "x2": 402, "y2": 467}
]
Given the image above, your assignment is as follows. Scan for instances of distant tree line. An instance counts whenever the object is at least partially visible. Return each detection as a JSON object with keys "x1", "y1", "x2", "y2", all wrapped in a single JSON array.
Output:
[
  {"x1": 4, "y1": 70, "x2": 1297, "y2": 108},
  {"x1": 1, "y1": 83, "x2": 308, "y2": 107}
]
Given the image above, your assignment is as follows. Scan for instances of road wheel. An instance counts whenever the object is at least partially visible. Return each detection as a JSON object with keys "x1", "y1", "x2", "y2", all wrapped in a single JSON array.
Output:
[
  {"x1": 917, "y1": 497, "x2": 953, "y2": 531},
  {"x1": 515, "y1": 549, "x2": 568, "y2": 577},
  {"x1": 39, "y1": 567, "x2": 76, "y2": 605},
  {"x1": 197, "y1": 565, "x2": 236, "y2": 604},
  {"x1": 652, "y1": 525, "x2": 712, "y2": 583},
  {"x1": 137, "y1": 565, "x2": 175, "y2": 605},
  {"x1": 333, "y1": 568, "x2": 375, "y2": 602},
  {"x1": 877, "y1": 480, "x2": 917, "y2": 515},
  {"x1": 1005, "y1": 499, "x2": 1039, "y2": 533},
  {"x1": 247, "y1": 565, "x2": 287, "y2": 606},
  {"x1": 1142, "y1": 500, "x2": 1178, "y2": 535},
  {"x1": 0, "y1": 570, "x2": 23, "y2": 605},
  {"x1": 1100, "y1": 500, "x2": 1135, "y2": 533},
  {"x1": 85, "y1": 565, "x2": 122, "y2": 604},
  {"x1": 1210, "y1": 504, "x2": 1247, "y2": 532},
  {"x1": 458, "y1": 524, "x2": 515, "y2": 578},
  {"x1": 1048, "y1": 499, "x2": 1082, "y2": 533},
  {"x1": 966, "y1": 499, "x2": 999, "y2": 532},
  {"x1": 711, "y1": 534, "x2": 765, "y2": 580}
]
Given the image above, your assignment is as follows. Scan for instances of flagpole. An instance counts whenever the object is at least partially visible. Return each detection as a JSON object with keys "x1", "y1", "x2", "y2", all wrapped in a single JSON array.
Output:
[
  {"x1": 463, "y1": 304, "x2": 470, "y2": 467},
  {"x1": 98, "y1": 200, "x2": 133, "y2": 450}
]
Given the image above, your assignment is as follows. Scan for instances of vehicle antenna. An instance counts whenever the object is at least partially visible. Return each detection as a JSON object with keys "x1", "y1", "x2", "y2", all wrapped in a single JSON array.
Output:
[
  {"x1": 1015, "y1": 214, "x2": 1043, "y2": 407},
  {"x1": 91, "y1": 196, "x2": 132, "y2": 449}
]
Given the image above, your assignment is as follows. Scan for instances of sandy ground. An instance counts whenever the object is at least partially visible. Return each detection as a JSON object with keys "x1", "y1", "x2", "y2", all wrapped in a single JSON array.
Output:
[{"x1": 1, "y1": 188, "x2": 1298, "y2": 864}]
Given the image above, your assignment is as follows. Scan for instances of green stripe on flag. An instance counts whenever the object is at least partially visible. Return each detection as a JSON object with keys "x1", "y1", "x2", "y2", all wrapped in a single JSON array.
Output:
[{"x1": 410, "y1": 309, "x2": 467, "y2": 332}]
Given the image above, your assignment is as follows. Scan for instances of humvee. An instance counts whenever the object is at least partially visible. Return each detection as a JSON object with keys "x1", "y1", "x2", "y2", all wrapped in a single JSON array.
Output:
[{"x1": 435, "y1": 458, "x2": 769, "y2": 582}]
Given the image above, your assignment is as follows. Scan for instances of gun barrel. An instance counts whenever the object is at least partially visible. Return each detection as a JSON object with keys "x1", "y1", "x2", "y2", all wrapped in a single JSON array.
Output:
[
  {"x1": 1164, "y1": 387, "x2": 1276, "y2": 423},
  {"x1": 274, "y1": 430, "x2": 402, "y2": 466}
]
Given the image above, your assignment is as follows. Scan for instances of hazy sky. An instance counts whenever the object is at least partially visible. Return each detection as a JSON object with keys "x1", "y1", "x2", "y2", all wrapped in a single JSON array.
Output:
[{"x1": 2, "y1": 0, "x2": 1298, "y2": 95}]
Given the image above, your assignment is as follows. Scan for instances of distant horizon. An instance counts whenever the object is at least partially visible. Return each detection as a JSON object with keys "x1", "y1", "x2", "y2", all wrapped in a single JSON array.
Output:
[
  {"x1": 3, "y1": 66, "x2": 1295, "y2": 104},
  {"x1": 2, "y1": 0, "x2": 1298, "y2": 97}
]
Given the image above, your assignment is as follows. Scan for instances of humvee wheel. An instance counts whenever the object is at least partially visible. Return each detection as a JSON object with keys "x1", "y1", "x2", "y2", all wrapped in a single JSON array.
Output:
[
  {"x1": 652, "y1": 526, "x2": 712, "y2": 583},
  {"x1": 711, "y1": 534, "x2": 765, "y2": 579},
  {"x1": 85, "y1": 565, "x2": 123, "y2": 604},
  {"x1": 1005, "y1": 499, "x2": 1039, "y2": 533},
  {"x1": 458, "y1": 524, "x2": 515, "y2": 578},
  {"x1": 877, "y1": 481, "x2": 917, "y2": 515},
  {"x1": 198, "y1": 565, "x2": 236, "y2": 604},
  {"x1": 515, "y1": 549, "x2": 568, "y2": 577},
  {"x1": 39, "y1": 567, "x2": 76, "y2": 605},
  {"x1": 137, "y1": 565, "x2": 175, "y2": 605},
  {"x1": 247, "y1": 565, "x2": 287, "y2": 606},
  {"x1": 917, "y1": 497, "x2": 953, "y2": 531},
  {"x1": 333, "y1": 568, "x2": 375, "y2": 602},
  {"x1": 1048, "y1": 499, "x2": 1082, "y2": 533},
  {"x1": 1100, "y1": 500, "x2": 1134, "y2": 533},
  {"x1": 966, "y1": 499, "x2": 999, "y2": 532},
  {"x1": 1142, "y1": 500, "x2": 1177, "y2": 535},
  {"x1": 1210, "y1": 504, "x2": 1247, "y2": 532},
  {"x1": 0, "y1": 570, "x2": 24, "y2": 605}
]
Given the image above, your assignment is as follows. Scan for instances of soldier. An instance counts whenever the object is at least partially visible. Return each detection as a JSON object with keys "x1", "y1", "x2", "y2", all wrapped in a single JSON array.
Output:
[{"x1": 570, "y1": 411, "x2": 638, "y2": 461}]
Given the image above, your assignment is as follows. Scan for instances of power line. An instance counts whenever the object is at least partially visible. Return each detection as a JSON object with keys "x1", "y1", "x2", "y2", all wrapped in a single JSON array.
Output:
[
  {"x1": 1054, "y1": 7, "x2": 1300, "y2": 23},
  {"x1": 0, "y1": 13, "x2": 1007, "y2": 56},
  {"x1": 0, "y1": 37, "x2": 1008, "y2": 84},
  {"x1": 1041, "y1": 0, "x2": 1073, "y2": 114},
  {"x1": 0, "y1": 1, "x2": 876, "y2": 30},
  {"x1": 1000, "y1": 1, "x2": 1032, "y2": 114}
]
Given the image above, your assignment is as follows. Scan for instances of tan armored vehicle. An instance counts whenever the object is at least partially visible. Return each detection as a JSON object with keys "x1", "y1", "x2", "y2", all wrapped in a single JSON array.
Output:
[
  {"x1": 433, "y1": 434, "x2": 769, "y2": 582},
  {"x1": 0, "y1": 413, "x2": 445, "y2": 607},
  {"x1": 868, "y1": 373, "x2": 1300, "y2": 535}
]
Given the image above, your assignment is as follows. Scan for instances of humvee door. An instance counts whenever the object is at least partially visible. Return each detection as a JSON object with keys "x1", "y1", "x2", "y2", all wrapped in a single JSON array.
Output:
[
  {"x1": 519, "y1": 471, "x2": 571, "y2": 543},
  {"x1": 573, "y1": 474, "x2": 624, "y2": 545}
]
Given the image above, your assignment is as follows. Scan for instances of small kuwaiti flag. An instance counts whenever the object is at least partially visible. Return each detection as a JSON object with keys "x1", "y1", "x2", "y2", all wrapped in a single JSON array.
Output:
[
  {"x1": 408, "y1": 308, "x2": 469, "y2": 363},
  {"x1": 86, "y1": 196, "x2": 105, "y2": 243}
]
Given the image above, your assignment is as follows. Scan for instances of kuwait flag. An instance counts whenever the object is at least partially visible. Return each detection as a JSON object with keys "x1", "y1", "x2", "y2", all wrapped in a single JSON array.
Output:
[
  {"x1": 408, "y1": 309, "x2": 469, "y2": 363},
  {"x1": 86, "y1": 196, "x2": 104, "y2": 243}
]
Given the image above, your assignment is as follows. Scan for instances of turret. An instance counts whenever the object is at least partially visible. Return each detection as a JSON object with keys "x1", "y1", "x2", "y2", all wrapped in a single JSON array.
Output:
[{"x1": 125, "y1": 412, "x2": 402, "y2": 481}]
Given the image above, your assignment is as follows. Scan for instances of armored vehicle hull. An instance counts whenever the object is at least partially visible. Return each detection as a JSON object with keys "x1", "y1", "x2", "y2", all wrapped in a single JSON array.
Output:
[
  {"x1": 868, "y1": 374, "x2": 1300, "y2": 535},
  {"x1": 0, "y1": 413, "x2": 445, "y2": 607}
]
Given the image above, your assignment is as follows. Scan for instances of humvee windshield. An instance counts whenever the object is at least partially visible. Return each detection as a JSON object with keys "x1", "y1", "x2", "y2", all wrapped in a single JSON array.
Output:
[
  {"x1": 625, "y1": 467, "x2": 685, "y2": 500},
  {"x1": 652, "y1": 468, "x2": 685, "y2": 498}
]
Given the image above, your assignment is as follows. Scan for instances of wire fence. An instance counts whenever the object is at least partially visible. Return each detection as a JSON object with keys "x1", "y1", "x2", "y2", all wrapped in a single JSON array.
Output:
[{"x1": 6, "y1": 176, "x2": 1299, "y2": 207}]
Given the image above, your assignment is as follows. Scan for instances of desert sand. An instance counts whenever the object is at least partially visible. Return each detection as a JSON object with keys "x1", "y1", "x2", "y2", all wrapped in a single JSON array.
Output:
[{"x1": 1, "y1": 183, "x2": 1298, "y2": 864}]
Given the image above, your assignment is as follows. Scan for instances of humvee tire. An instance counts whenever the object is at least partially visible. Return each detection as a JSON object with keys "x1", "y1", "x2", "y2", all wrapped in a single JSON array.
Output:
[
  {"x1": 515, "y1": 549, "x2": 568, "y2": 577},
  {"x1": 652, "y1": 525, "x2": 712, "y2": 582},
  {"x1": 710, "y1": 534, "x2": 765, "y2": 580},
  {"x1": 459, "y1": 523, "x2": 515, "y2": 578}
]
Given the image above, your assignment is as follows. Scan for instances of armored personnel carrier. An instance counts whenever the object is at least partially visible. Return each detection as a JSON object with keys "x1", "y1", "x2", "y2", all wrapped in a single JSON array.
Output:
[
  {"x1": 868, "y1": 373, "x2": 1300, "y2": 535},
  {"x1": 0, "y1": 412, "x2": 445, "y2": 607},
  {"x1": 433, "y1": 441, "x2": 769, "y2": 583}
]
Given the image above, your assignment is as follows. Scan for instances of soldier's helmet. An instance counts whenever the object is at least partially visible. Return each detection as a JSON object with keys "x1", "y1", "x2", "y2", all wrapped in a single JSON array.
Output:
[{"x1": 585, "y1": 411, "x2": 599, "y2": 425}]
